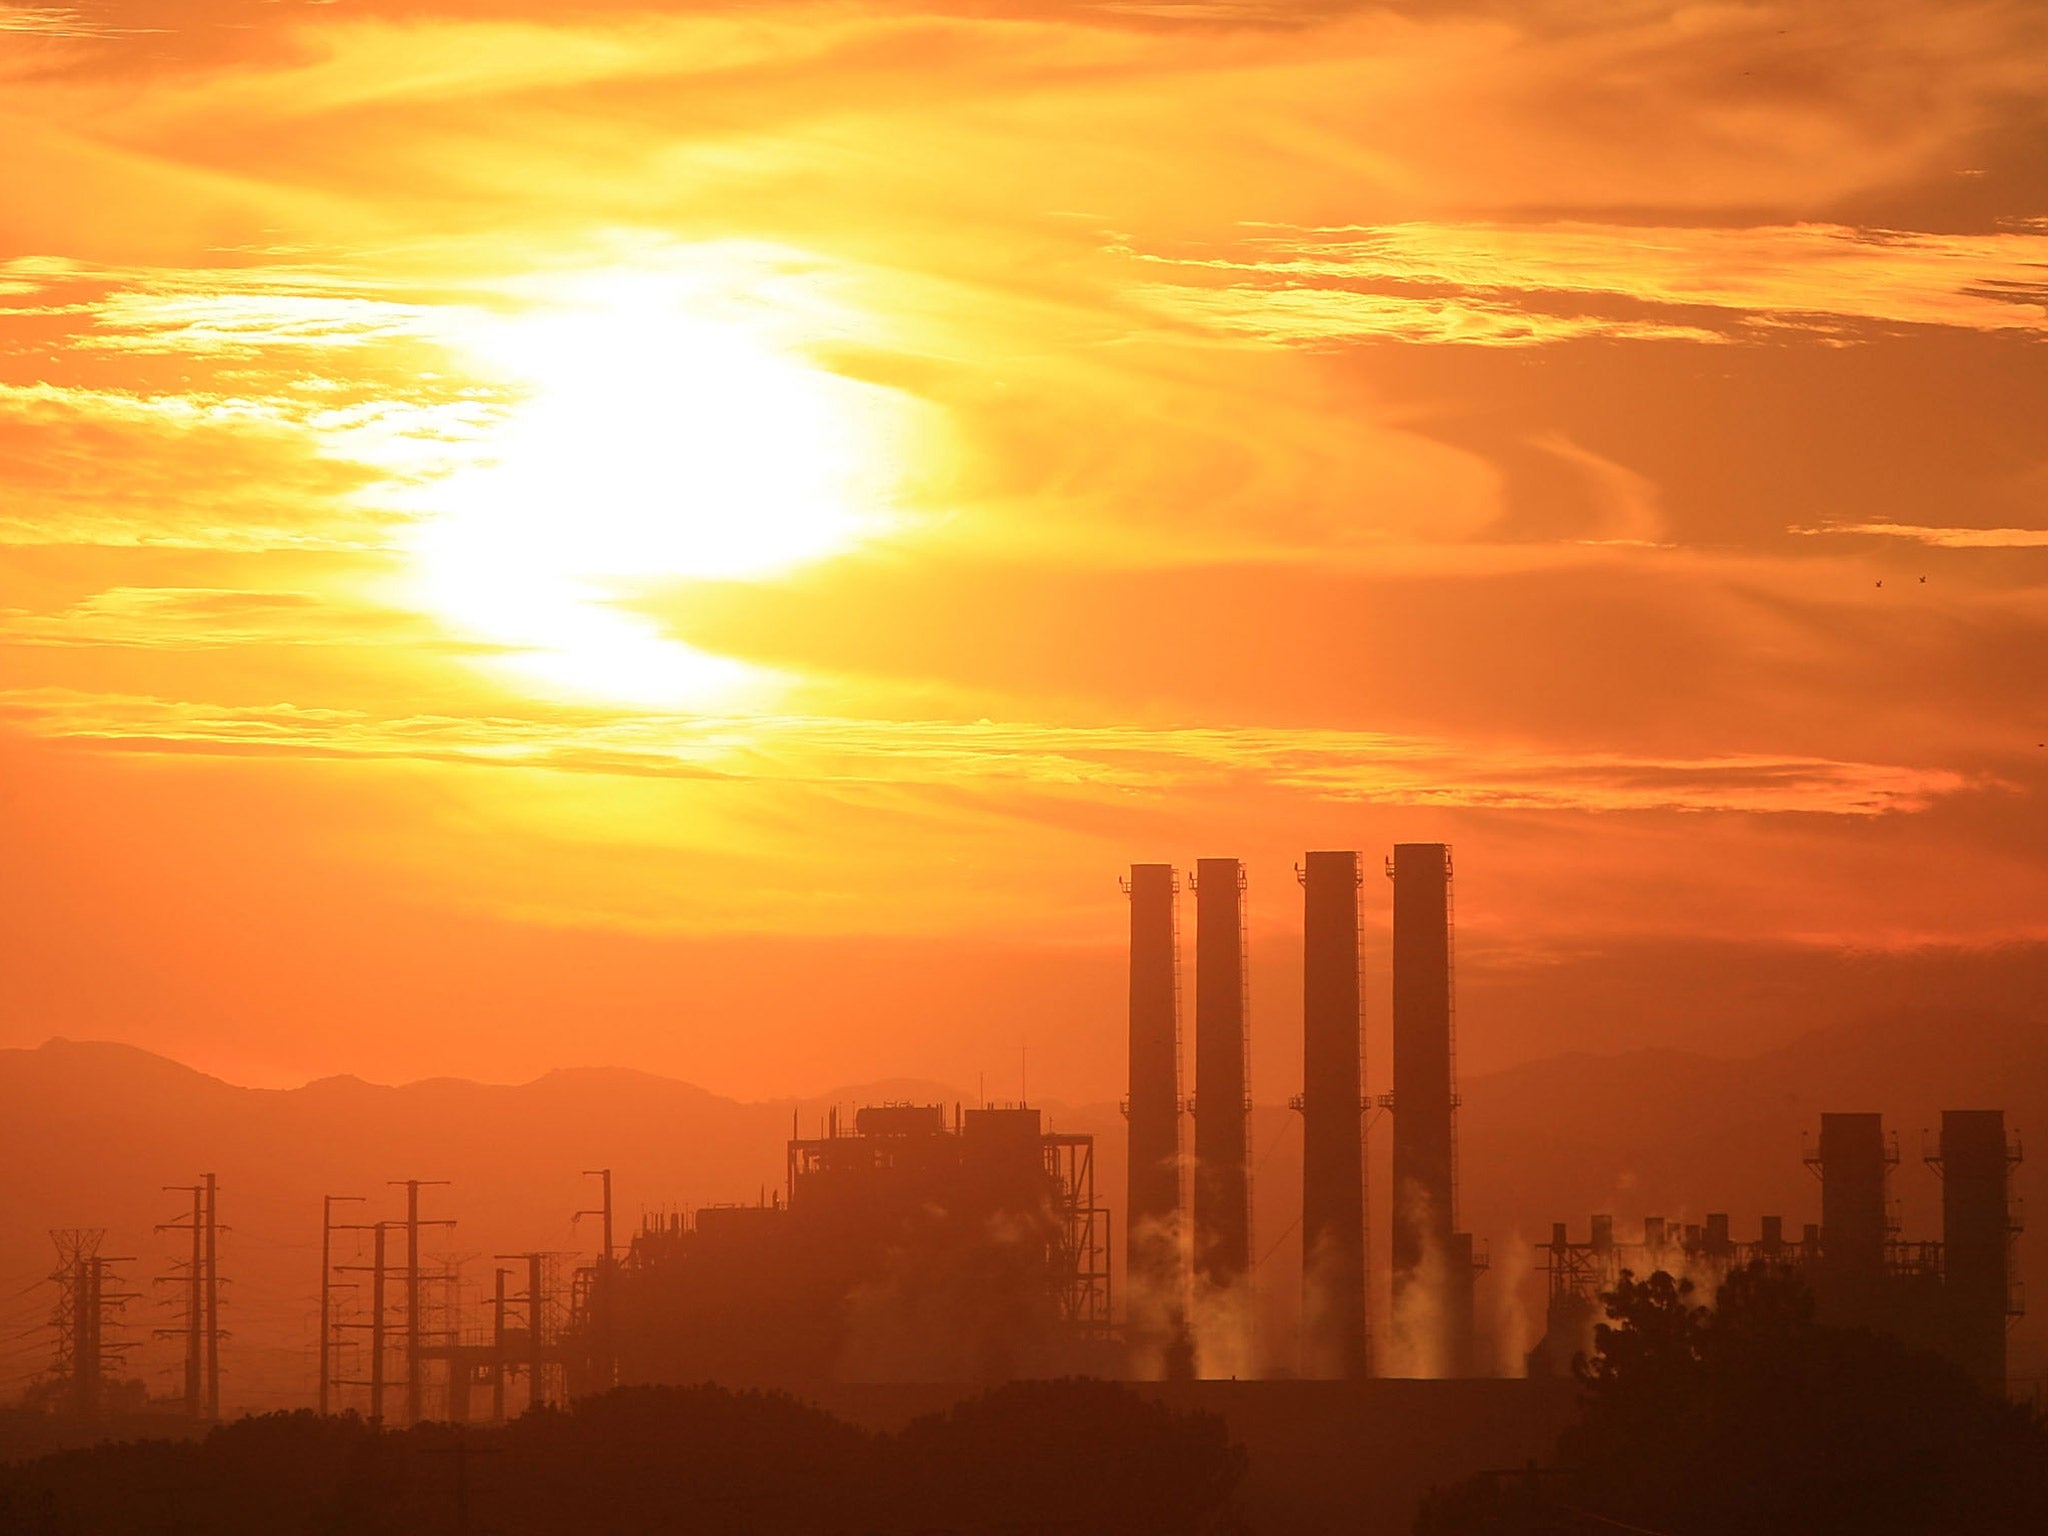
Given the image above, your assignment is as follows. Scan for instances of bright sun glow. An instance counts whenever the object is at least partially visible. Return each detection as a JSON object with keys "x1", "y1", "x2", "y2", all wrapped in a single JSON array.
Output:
[{"x1": 410, "y1": 258, "x2": 911, "y2": 707}]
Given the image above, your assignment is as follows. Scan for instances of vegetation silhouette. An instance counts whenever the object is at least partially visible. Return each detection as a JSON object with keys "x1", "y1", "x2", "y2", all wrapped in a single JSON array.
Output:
[
  {"x1": 0, "y1": 1379, "x2": 1245, "y2": 1536},
  {"x1": 1418, "y1": 1261, "x2": 2048, "y2": 1536}
]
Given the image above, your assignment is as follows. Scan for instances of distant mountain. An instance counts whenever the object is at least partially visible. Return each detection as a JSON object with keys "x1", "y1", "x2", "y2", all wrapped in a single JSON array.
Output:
[{"x1": 0, "y1": 1008, "x2": 2038, "y2": 1413}]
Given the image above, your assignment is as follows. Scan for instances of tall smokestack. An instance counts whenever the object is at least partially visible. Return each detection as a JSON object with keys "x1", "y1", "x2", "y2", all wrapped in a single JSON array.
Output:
[
  {"x1": 1445, "y1": 1232, "x2": 1477, "y2": 1377},
  {"x1": 1389, "y1": 841, "x2": 1464, "y2": 1376},
  {"x1": 1125, "y1": 862, "x2": 1186, "y2": 1372},
  {"x1": 1299, "y1": 850, "x2": 1368, "y2": 1378},
  {"x1": 1812, "y1": 1111, "x2": 1891, "y2": 1330},
  {"x1": 1816, "y1": 1113, "x2": 1888, "y2": 1273},
  {"x1": 1192, "y1": 858, "x2": 1252, "y2": 1306},
  {"x1": 1936, "y1": 1109, "x2": 2015, "y2": 1395}
]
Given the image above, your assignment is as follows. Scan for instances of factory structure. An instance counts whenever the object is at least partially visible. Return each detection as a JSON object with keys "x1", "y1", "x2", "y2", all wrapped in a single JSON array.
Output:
[
  {"x1": 1116, "y1": 842, "x2": 2021, "y2": 1396},
  {"x1": 416, "y1": 841, "x2": 2024, "y2": 1410},
  {"x1": 396, "y1": 839, "x2": 1496, "y2": 1411},
  {"x1": 496, "y1": 839, "x2": 1495, "y2": 1399},
  {"x1": 594, "y1": 1104, "x2": 1115, "y2": 1392},
  {"x1": 297, "y1": 1110, "x2": 1116, "y2": 1426},
  {"x1": 20, "y1": 845, "x2": 2025, "y2": 1424},
  {"x1": 1528, "y1": 1109, "x2": 2024, "y2": 1395},
  {"x1": 1125, "y1": 845, "x2": 1488, "y2": 1380}
]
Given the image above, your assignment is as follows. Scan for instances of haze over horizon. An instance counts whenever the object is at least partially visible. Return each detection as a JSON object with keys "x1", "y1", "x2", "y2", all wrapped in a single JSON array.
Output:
[{"x1": 7, "y1": 1006, "x2": 2042, "y2": 1415}]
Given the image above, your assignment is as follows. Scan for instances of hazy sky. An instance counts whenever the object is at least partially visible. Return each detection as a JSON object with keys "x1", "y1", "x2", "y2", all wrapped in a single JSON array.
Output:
[{"x1": 4, "y1": 0, "x2": 2046, "y2": 1095}]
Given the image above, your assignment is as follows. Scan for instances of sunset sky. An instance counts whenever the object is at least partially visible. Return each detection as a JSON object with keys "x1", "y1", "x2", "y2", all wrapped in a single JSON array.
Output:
[{"x1": 4, "y1": 0, "x2": 2046, "y2": 1099}]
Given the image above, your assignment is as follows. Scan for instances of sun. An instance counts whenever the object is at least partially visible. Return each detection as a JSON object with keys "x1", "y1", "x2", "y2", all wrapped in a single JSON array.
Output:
[{"x1": 409, "y1": 259, "x2": 911, "y2": 707}]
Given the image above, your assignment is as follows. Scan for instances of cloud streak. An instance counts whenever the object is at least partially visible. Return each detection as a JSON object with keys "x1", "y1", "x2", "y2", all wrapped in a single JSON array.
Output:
[
  {"x1": 1791, "y1": 521, "x2": 2048, "y2": 549},
  {"x1": 0, "y1": 687, "x2": 1974, "y2": 817},
  {"x1": 1125, "y1": 221, "x2": 2048, "y2": 347}
]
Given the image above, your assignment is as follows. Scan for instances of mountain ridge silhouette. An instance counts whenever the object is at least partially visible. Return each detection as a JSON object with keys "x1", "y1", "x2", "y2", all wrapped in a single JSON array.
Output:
[{"x1": 2, "y1": 1006, "x2": 2038, "y2": 1409}]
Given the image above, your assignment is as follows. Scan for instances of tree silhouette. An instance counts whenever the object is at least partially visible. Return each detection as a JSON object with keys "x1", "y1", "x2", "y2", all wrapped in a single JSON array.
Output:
[
  {"x1": 1421, "y1": 1261, "x2": 2048, "y2": 1536},
  {"x1": 0, "y1": 1381, "x2": 1245, "y2": 1536}
]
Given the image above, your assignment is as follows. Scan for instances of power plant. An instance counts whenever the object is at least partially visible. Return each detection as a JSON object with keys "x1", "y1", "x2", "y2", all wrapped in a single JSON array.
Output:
[
  {"x1": 1528, "y1": 1108, "x2": 2023, "y2": 1395},
  {"x1": 1122, "y1": 844, "x2": 1487, "y2": 1384},
  {"x1": 594, "y1": 1105, "x2": 1115, "y2": 1396},
  {"x1": 13, "y1": 845, "x2": 2025, "y2": 1431}
]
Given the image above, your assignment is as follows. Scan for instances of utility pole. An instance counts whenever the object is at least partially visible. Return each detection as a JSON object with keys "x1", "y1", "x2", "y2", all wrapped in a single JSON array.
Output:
[
  {"x1": 370, "y1": 1222, "x2": 388, "y2": 1425},
  {"x1": 575, "y1": 1170, "x2": 615, "y2": 1392},
  {"x1": 494, "y1": 1254, "x2": 550, "y2": 1414},
  {"x1": 528, "y1": 1254, "x2": 544, "y2": 1410},
  {"x1": 333, "y1": 1219, "x2": 393, "y2": 1424},
  {"x1": 155, "y1": 1185, "x2": 204, "y2": 1416},
  {"x1": 577, "y1": 1168, "x2": 614, "y2": 1269},
  {"x1": 319, "y1": 1195, "x2": 367, "y2": 1415},
  {"x1": 491, "y1": 1267, "x2": 508, "y2": 1422},
  {"x1": 202, "y1": 1173, "x2": 220, "y2": 1420},
  {"x1": 390, "y1": 1181, "x2": 454, "y2": 1428}
]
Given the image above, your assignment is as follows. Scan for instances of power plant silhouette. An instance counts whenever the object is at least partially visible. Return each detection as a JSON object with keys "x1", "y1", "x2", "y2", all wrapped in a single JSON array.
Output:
[
  {"x1": 1123, "y1": 845, "x2": 1486, "y2": 1382},
  {"x1": 19, "y1": 845, "x2": 2025, "y2": 1431},
  {"x1": 1526, "y1": 1109, "x2": 2024, "y2": 1393}
]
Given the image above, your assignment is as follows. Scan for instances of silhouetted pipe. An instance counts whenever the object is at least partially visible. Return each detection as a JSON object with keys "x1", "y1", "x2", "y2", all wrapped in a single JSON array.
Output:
[
  {"x1": 1446, "y1": 1232, "x2": 1476, "y2": 1378},
  {"x1": 1193, "y1": 857, "x2": 1251, "y2": 1300},
  {"x1": 1939, "y1": 1108, "x2": 2012, "y2": 1395},
  {"x1": 1125, "y1": 863, "x2": 1185, "y2": 1366},
  {"x1": 1391, "y1": 842, "x2": 1460, "y2": 1373},
  {"x1": 1818, "y1": 1112, "x2": 1888, "y2": 1280},
  {"x1": 1300, "y1": 850, "x2": 1367, "y2": 1379}
]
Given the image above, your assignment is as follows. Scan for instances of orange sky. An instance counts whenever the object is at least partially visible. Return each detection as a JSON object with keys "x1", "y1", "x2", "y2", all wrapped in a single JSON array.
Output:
[{"x1": 3, "y1": 0, "x2": 2047, "y2": 1098}]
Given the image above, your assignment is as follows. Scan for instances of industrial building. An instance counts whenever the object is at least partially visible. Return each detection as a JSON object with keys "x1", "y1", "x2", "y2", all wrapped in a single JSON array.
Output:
[
  {"x1": 26, "y1": 844, "x2": 2025, "y2": 1435},
  {"x1": 1124, "y1": 844, "x2": 1484, "y2": 1383},
  {"x1": 558, "y1": 840, "x2": 1492, "y2": 1399},
  {"x1": 295, "y1": 843, "x2": 2019, "y2": 1414},
  {"x1": 581, "y1": 1104, "x2": 1115, "y2": 1394},
  {"x1": 1527, "y1": 1109, "x2": 2024, "y2": 1394}
]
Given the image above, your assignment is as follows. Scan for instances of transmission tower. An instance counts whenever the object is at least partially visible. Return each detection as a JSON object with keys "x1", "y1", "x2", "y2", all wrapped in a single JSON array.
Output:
[
  {"x1": 151, "y1": 1174, "x2": 224, "y2": 1416},
  {"x1": 48, "y1": 1230, "x2": 137, "y2": 1418},
  {"x1": 319, "y1": 1194, "x2": 368, "y2": 1416},
  {"x1": 390, "y1": 1181, "x2": 454, "y2": 1428},
  {"x1": 335, "y1": 1222, "x2": 393, "y2": 1426},
  {"x1": 202, "y1": 1173, "x2": 221, "y2": 1419},
  {"x1": 573, "y1": 1169, "x2": 617, "y2": 1393},
  {"x1": 494, "y1": 1253, "x2": 558, "y2": 1413},
  {"x1": 154, "y1": 1185, "x2": 205, "y2": 1416}
]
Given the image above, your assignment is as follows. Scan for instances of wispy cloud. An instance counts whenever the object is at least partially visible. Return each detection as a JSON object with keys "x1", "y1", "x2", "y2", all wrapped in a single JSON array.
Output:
[
  {"x1": 1126, "y1": 282, "x2": 1725, "y2": 348},
  {"x1": 76, "y1": 290, "x2": 466, "y2": 356},
  {"x1": 0, "y1": 6, "x2": 127, "y2": 37},
  {"x1": 1790, "y1": 521, "x2": 2048, "y2": 549},
  {"x1": 0, "y1": 377, "x2": 489, "y2": 552},
  {"x1": 0, "y1": 687, "x2": 1973, "y2": 816},
  {"x1": 1125, "y1": 221, "x2": 2048, "y2": 347},
  {"x1": 0, "y1": 587, "x2": 473, "y2": 650},
  {"x1": 0, "y1": 260, "x2": 510, "y2": 552}
]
